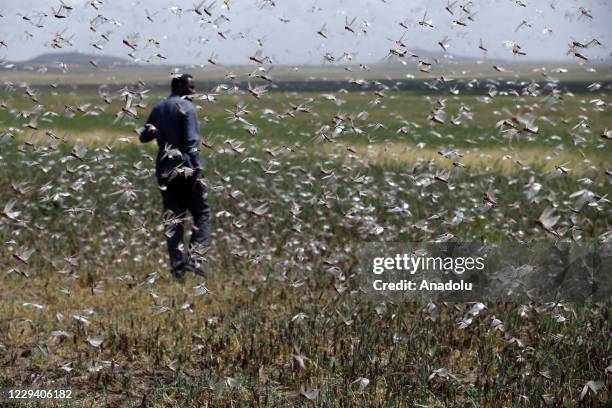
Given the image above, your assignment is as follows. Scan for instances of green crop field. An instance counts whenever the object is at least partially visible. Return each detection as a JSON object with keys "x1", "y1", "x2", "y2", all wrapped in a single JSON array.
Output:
[{"x1": 0, "y1": 71, "x2": 610, "y2": 406}]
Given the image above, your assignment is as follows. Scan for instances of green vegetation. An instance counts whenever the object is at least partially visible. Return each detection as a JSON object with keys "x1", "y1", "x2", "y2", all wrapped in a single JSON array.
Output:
[{"x1": 0, "y1": 80, "x2": 610, "y2": 406}]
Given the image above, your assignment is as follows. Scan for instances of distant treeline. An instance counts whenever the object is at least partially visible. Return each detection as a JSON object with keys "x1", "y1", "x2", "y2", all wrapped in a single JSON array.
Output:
[
  {"x1": 56, "y1": 79, "x2": 611, "y2": 95},
  {"x1": 236, "y1": 79, "x2": 611, "y2": 94}
]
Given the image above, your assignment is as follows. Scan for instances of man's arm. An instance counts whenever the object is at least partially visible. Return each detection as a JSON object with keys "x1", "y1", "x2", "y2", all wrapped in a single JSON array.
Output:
[
  {"x1": 184, "y1": 103, "x2": 203, "y2": 178},
  {"x1": 139, "y1": 107, "x2": 158, "y2": 143}
]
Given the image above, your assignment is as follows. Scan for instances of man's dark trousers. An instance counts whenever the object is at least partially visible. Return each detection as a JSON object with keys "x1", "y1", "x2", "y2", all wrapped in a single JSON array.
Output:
[{"x1": 160, "y1": 176, "x2": 212, "y2": 268}]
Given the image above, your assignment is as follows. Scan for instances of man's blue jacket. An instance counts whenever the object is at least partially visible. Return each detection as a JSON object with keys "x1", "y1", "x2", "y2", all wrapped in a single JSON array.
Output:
[{"x1": 139, "y1": 95, "x2": 202, "y2": 182}]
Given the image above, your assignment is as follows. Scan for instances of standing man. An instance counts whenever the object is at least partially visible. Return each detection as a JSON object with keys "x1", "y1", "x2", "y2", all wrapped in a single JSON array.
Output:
[{"x1": 139, "y1": 74, "x2": 211, "y2": 280}]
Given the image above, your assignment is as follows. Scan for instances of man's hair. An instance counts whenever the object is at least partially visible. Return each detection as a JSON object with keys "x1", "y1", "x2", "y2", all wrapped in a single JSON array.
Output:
[{"x1": 171, "y1": 74, "x2": 193, "y2": 92}]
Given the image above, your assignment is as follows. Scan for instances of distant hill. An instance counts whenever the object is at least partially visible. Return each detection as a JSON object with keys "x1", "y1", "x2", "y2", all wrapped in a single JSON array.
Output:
[
  {"x1": 386, "y1": 47, "x2": 487, "y2": 64},
  {"x1": 20, "y1": 52, "x2": 130, "y2": 67}
]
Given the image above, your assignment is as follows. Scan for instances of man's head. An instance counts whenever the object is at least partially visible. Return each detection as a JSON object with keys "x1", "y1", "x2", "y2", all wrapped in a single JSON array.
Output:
[{"x1": 171, "y1": 74, "x2": 195, "y2": 96}]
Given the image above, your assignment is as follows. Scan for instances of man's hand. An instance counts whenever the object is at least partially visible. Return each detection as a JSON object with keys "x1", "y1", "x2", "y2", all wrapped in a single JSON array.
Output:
[{"x1": 192, "y1": 177, "x2": 206, "y2": 193}]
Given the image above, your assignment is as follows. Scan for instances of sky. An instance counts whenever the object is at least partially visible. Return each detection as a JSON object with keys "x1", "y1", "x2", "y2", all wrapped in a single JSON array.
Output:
[{"x1": 0, "y1": 0, "x2": 610, "y2": 66}]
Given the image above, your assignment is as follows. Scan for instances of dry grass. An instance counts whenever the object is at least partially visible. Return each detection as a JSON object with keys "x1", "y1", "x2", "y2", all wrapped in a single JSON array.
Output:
[
  {"x1": 13, "y1": 130, "x2": 609, "y2": 177},
  {"x1": 323, "y1": 142, "x2": 609, "y2": 174},
  {"x1": 1, "y1": 259, "x2": 609, "y2": 407}
]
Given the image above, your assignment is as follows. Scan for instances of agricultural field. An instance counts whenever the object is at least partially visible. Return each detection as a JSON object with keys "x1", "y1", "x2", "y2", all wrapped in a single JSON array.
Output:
[{"x1": 0, "y1": 69, "x2": 611, "y2": 407}]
